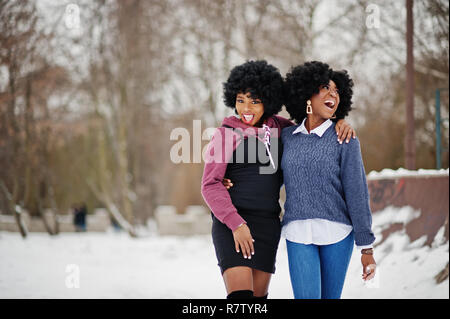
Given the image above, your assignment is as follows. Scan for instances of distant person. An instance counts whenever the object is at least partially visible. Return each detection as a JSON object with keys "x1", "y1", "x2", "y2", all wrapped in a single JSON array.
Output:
[
  {"x1": 73, "y1": 203, "x2": 87, "y2": 232},
  {"x1": 111, "y1": 216, "x2": 121, "y2": 232}
]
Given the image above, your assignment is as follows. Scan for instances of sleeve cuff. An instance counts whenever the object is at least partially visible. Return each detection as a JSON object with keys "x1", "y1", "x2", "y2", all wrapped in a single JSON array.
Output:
[
  {"x1": 357, "y1": 244, "x2": 373, "y2": 251},
  {"x1": 223, "y1": 213, "x2": 246, "y2": 231},
  {"x1": 354, "y1": 231, "x2": 376, "y2": 247}
]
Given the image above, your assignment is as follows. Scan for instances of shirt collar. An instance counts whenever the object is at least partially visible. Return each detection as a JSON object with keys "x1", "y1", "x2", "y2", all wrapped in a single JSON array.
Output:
[{"x1": 292, "y1": 118, "x2": 332, "y2": 137}]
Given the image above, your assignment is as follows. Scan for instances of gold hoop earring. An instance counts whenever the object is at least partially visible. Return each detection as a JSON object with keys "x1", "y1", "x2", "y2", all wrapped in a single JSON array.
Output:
[{"x1": 306, "y1": 100, "x2": 312, "y2": 114}]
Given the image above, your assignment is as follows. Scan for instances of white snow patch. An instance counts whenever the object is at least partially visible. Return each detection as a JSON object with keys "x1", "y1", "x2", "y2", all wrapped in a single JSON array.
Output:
[
  {"x1": 0, "y1": 206, "x2": 448, "y2": 299},
  {"x1": 367, "y1": 168, "x2": 449, "y2": 180},
  {"x1": 372, "y1": 206, "x2": 421, "y2": 236}
]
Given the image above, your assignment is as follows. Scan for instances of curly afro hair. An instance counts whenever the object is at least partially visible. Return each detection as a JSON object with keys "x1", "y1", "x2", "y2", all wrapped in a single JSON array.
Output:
[
  {"x1": 284, "y1": 61, "x2": 354, "y2": 124},
  {"x1": 223, "y1": 60, "x2": 284, "y2": 119}
]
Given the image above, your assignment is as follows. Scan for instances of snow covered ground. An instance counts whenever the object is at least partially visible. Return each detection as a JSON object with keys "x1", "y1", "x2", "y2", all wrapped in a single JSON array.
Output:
[{"x1": 0, "y1": 205, "x2": 448, "y2": 299}]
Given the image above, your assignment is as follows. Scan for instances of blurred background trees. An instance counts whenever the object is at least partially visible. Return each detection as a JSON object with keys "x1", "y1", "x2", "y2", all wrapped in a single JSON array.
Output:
[{"x1": 0, "y1": 0, "x2": 448, "y2": 229}]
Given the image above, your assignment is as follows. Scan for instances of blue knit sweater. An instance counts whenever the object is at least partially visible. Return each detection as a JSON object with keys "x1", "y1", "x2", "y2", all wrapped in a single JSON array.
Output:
[{"x1": 281, "y1": 123, "x2": 375, "y2": 246}]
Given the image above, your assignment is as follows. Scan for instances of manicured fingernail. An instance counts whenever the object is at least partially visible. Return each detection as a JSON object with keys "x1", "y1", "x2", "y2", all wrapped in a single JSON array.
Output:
[
  {"x1": 346, "y1": 140, "x2": 349, "y2": 143},
  {"x1": 251, "y1": 252, "x2": 254, "y2": 255}
]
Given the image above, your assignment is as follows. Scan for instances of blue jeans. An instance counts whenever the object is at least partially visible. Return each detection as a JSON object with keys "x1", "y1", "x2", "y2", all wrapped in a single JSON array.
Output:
[{"x1": 286, "y1": 231, "x2": 354, "y2": 299}]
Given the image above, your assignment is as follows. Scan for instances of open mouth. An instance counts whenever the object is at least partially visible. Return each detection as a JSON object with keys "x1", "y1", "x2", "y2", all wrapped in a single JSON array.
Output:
[
  {"x1": 324, "y1": 100, "x2": 335, "y2": 109},
  {"x1": 242, "y1": 114, "x2": 254, "y2": 124}
]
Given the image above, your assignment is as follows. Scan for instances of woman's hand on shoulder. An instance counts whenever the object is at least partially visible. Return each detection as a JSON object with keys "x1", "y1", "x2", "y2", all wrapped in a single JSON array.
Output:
[{"x1": 335, "y1": 119, "x2": 356, "y2": 144}]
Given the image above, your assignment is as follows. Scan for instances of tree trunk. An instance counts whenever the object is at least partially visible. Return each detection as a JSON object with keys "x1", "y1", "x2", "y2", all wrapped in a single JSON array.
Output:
[
  {"x1": 405, "y1": 0, "x2": 416, "y2": 169},
  {"x1": 86, "y1": 179, "x2": 137, "y2": 238},
  {"x1": 86, "y1": 128, "x2": 137, "y2": 237},
  {"x1": 48, "y1": 186, "x2": 60, "y2": 235},
  {"x1": 35, "y1": 180, "x2": 56, "y2": 235},
  {"x1": 0, "y1": 182, "x2": 28, "y2": 238}
]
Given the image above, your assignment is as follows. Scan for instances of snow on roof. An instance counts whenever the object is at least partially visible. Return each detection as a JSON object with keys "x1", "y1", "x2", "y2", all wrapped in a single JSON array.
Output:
[{"x1": 367, "y1": 168, "x2": 449, "y2": 180}]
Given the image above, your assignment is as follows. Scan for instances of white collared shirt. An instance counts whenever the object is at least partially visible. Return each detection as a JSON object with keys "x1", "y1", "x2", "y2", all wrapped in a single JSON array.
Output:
[
  {"x1": 281, "y1": 118, "x2": 373, "y2": 250},
  {"x1": 291, "y1": 118, "x2": 333, "y2": 137}
]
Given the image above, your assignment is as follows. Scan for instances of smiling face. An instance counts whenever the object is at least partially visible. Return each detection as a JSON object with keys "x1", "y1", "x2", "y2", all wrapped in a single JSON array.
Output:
[
  {"x1": 310, "y1": 80, "x2": 340, "y2": 121},
  {"x1": 235, "y1": 92, "x2": 265, "y2": 127}
]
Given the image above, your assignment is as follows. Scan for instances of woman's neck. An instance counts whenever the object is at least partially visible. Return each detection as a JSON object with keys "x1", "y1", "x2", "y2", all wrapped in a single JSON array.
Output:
[{"x1": 305, "y1": 116, "x2": 326, "y2": 133}]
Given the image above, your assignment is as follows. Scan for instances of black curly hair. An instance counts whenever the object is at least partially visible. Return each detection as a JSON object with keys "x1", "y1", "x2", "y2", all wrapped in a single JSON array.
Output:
[
  {"x1": 284, "y1": 61, "x2": 354, "y2": 124},
  {"x1": 223, "y1": 60, "x2": 284, "y2": 119}
]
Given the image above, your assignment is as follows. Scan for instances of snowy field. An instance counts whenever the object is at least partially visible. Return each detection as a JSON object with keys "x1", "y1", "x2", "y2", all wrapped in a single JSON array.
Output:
[{"x1": 0, "y1": 205, "x2": 448, "y2": 299}]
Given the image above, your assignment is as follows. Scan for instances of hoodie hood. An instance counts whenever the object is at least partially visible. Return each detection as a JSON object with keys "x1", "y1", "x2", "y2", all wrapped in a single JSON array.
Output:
[{"x1": 221, "y1": 115, "x2": 293, "y2": 139}]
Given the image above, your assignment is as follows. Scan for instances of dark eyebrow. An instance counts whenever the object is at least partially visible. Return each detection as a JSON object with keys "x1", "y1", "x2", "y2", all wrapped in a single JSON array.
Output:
[{"x1": 322, "y1": 83, "x2": 339, "y2": 91}]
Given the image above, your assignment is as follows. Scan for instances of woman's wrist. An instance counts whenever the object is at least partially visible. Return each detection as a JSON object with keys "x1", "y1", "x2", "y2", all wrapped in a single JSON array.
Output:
[
  {"x1": 233, "y1": 223, "x2": 245, "y2": 233},
  {"x1": 357, "y1": 243, "x2": 373, "y2": 251}
]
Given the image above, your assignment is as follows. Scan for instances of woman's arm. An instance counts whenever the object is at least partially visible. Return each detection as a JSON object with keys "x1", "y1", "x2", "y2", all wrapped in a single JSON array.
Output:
[
  {"x1": 339, "y1": 137, "x2": 375, "y2": 246},
  {"x1": 201, "y1": 128, "x2": 245, "y2": 231},
  {"x1": 202, "y1": 128, "x2": 256, "y2": 258},
  {"x1": 340, "y1": 138, "x2": 377, "y2": 281}
]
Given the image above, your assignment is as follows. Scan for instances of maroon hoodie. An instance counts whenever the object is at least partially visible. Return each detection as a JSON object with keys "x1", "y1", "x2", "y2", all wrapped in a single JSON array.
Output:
[{"x1": 201, "y1": 115, "x2": 294, "y2": 231}]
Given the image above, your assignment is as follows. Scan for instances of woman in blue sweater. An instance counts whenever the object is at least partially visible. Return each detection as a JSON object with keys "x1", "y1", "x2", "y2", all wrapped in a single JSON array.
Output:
[{"x1": 281, "y1": 61, "x2": 377, "y2": 299}]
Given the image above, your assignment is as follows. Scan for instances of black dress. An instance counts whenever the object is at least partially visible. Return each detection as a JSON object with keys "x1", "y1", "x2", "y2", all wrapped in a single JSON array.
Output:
[{"x1": 211, "y1": 129, "x2": 283, "y2": 274}]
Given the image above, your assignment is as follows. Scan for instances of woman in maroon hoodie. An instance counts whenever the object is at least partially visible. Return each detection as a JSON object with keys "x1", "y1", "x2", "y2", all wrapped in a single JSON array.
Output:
[{"x1": 201, "y1": 60, "x2": 355, "y2": 299}]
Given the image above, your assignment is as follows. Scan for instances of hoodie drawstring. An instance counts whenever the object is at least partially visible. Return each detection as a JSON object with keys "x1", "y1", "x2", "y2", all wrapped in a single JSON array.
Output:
[{"x1": 262, "y1": 124, "x2": 276, "y2": 169}]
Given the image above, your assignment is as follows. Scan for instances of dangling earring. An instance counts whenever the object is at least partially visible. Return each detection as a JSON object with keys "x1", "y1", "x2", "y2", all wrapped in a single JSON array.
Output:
[{"x1": 306, "y1": 100, "x2": 312, "y2": 114}]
